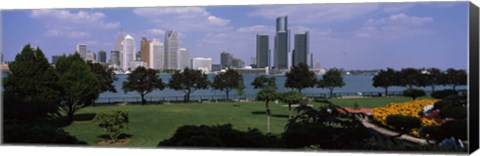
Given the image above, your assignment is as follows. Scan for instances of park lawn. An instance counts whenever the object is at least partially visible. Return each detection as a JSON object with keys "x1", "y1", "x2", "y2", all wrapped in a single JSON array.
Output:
[
  {"x1": 63, "y1": 96, "x2": 424, "y2": 147},
  {"x1": 64, "y1": 101, "x2": 303, "y2": 147}
]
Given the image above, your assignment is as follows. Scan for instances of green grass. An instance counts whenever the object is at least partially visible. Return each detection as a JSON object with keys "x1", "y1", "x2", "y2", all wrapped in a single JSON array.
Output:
[
  {"x1": 63, "y1": 96, "x2": 422, "y2": 147},
  {"x1": 329, "y1": 96, "x2": 433, "y2": 108}
]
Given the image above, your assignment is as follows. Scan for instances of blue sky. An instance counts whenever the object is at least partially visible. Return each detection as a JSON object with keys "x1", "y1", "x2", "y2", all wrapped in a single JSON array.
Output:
[{"x1": 1, "y1": 1, "x2": 469, "y2": 70}]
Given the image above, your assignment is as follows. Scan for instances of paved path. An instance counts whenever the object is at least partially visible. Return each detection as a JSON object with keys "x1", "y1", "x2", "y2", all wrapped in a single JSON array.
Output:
[{"x1": 359, "y1": 118, "x2": 432, "y2": 145}]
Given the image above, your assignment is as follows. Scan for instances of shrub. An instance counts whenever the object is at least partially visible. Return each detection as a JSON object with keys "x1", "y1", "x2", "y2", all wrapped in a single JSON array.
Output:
[
  {"x1": 402, "y1": 88, "x2": 426, "y2": 100},
  {"x1": 419, "y1": 125, "x2": 447, "y2": 142},
  {"x1": 431, "y1": 90, "x2": 458, "y2": 99},
  {"x1": 385, "y1": 115, "x2": 422, "y2": 135},
  {"x1": 158, "y1": 124, "x2": 283, "y2": 148},
  {"x1": 3, "y1": 124, "x2": 86, "y2": 145},
  {"x1": 94, "y1": 110, "x2": 129, "y2": 143},
  {"x1": 441, "y1": 120, "x2": 467, "y2": 140}
]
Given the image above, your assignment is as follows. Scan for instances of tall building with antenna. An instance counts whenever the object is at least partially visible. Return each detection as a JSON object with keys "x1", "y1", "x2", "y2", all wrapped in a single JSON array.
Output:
[
  {"x1": 274, "y1": 16, "x2": 290, "y2": 69},
  {"x1": 164, "y1": 30, "x2": 179, "y2": 70}
]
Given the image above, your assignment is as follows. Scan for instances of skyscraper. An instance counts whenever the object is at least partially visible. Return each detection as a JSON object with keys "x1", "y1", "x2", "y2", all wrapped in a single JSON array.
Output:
[
  {"x1": 121, "y1": 35, "x2": 135, "y2": 71},
  {"x1": 76, "y1": 44, "x2": 87, "y2": 60},
  {"x1": 98, "y1": 50, "x2": 107, "y2": 63},
  {"x1": 274, "y1": 16, "x2": 290, "y2": 69},
  {"x1": 86, "y1": 51, "x2": 95, "y2": 62},
  {"x1": 178, "y1": 48, "x2": 190, "y2": 69},
  {"x1": 149, "y1": 39, "x2": 164, "y2": 70},
  {"x1": 140, "y1": 37, "x2": 151, "y2": 67},
  {"x1": 232, "y1": 57, "x2": 245, "y2": 68},
  {"x1": 114, "y1": 32, "x2": 126, "y2": 51},
  {"x1": 191, "y1": 57, "x2": 212, "y2": 73},
  {"x1": 110, "y1": 50, "x2": 120, "y2": 68},
  {"x1": 164, "y1": 30, "x2": 179, "y2": 70},
  {"x1": 256, "y1": 34, "x2": 270, "y2": 68},
  {"x1": 51, "y1": 55, "x2": 61, "y2": 64},
  {"x1": 220, "y1": 51, "x2": 233, "y2": 69},
  {"x1": 293, "y1": 31, "x2": 309, "y2": 67}
]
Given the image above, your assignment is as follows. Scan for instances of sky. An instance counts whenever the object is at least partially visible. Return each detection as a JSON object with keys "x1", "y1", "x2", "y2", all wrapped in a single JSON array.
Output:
[{"x1": 1, "y1": 1, "x2": 470, "y2": 70}]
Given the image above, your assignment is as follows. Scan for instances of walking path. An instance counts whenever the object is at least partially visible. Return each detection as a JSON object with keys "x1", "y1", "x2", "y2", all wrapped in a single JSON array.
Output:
[{"x1": 359, "y1": 118, "x2": 432, "y2": 145}]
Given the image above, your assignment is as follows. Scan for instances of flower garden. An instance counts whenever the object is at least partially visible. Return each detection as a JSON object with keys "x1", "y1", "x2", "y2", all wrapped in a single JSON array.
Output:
[{"x1": 372, "y1": 99, "x2": 439, "y2": 137}]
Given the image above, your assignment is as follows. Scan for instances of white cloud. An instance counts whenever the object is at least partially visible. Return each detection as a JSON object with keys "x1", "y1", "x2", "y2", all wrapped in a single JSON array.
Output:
[
  {"x1": 147, "y1": 28, "x2": 166, "y2": 36},
  {"x1": 354, "y1": 13, "x2": 434, "y2": 39},
  {"x1": 248, "y1": 4, "x2": 379, "y2": 24},
  {"x1": 365, "y1": 13, "x2": 434, "y2": 26},
  {"x1": 30, "y1": 9, "x2": 120, "y2": 39},
  {"x1": 236, "y1": 25, "x2": 272, "y2": 33},
  {"x1": 133, "y1": 7, "x2": 231, "y2": 32}
]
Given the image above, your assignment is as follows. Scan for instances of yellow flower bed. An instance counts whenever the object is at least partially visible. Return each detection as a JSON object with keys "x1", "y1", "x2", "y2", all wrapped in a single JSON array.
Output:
[{"x1": 372, "y1": 99, "x2": 440, "y2": 137}]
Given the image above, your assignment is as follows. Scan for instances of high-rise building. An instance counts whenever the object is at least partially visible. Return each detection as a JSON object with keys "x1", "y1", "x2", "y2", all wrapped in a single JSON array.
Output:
[
  {"x1": 178, "y1": 48, "x2": 190, "y2": 69},
  {"x1": 86, "y1": 51, "x2": 95, "y2": 62},
  {"x1": 114, "y1": 32, "x2": 126, "y2": 51},
  {"x1": 220, "y1": 51, "x2": 233, "y2": 69},
  {"x1": 256, "y1": 34, "x2": 270, "y2": 68},
  {"x1": 98, "y1": 50, "x2": 107, "y2": 63},
  {"x1": 76, "y1": 44, "x2": 87, "y2": 60},
  {"x1": 274, "y1": 16, "x2": 290, "y2": 69},
  {"x1": 293, "y1": 31, "x2": 309, "y2": 67},
  {"x1": 140, "y1": 37, "x2": 151, "y2": 67},
  {"x1": 149, "y1": 39, "x2": 164, "y2": 70},
  {"x1": 232, "y1": 57, "x2": 245, "y2": 68},
  {"x1": 314, "y1": 59, "x2": 321, "y2": 70},
  {"x1": 110, "y1": 50, "x2": 120, "y2": 68},
  {"x1": 121, "y1": 35, "x2": 136, "y2": 71},
  {"x1": 164, "y1": 30, "x2": 179, "y2": 70},
  {"x1": 212, "y1": 64, "x2": 222, "y2": 72},
  {"x1": 51, "y1": 55, "x2": 62, "y2": 64},
  {"x1": 191, "y1": 57, "x2": 212, "y2": 73}
]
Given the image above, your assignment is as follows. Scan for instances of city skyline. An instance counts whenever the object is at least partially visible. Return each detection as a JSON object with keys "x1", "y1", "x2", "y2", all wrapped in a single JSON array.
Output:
[{"x1": 2, "y1": 2, "x2": 469, "y2": 70}]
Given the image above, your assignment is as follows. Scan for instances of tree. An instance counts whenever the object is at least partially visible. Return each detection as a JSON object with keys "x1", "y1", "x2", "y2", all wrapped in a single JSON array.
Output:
[
  {"x1": 279, "y1": 91, "x2": 304, "y2": 119},
  {"x1": 445, "y1": 68, "x2": 467, "y2": 90},
  {"x1": 398, "y1": 68, "x2": 425, "y2": 88},
  {"x1": 317, "y1": 68, "x2": 345, "y2": 98},
  {"x1": 123, "y1": 66, "x2": 165, "y2": 105},
  {"x1": 212, "y1": 69, "x2": 243, "y2": 100},
  {"x1": 284, "y1": 63, "x2": 317, "y2": 93},
  {"x1": 255, "y1": 87, "x2": 279, "y2": 132},
  {"x1": 372, "y1": 68, "x2": 397, "y2": 96},
  {"x1": 424, "y1": 68, "x2": 444, "y2": 93},
  {"x1": 55, "y1": 53, "x2": 101, "y2": 124},
  {"x1": 3, "y1": 44, "x2": 61, "y2": 120},
  {"x1": 87, "y1": 62, "x2": 117, "y2": 105},
  {"x1": 168, "y1": 68, "x2": 209, "y2": 102},
  {"x1": 251, "y1": 75, "x2": 277, "y2": 89},
  {"x1": 94, "y1": 110, "x2": 129, "y2": 143}
]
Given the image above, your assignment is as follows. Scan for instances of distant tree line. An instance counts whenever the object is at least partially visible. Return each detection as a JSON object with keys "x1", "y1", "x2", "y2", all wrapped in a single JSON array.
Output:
[{"x1": 372, "y1": 67, "x2": 467, "y2": 96}]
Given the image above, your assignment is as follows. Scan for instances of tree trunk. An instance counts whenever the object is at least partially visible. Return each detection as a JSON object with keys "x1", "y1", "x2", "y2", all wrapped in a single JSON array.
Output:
[
  {"x1": 185, "y1": 91, "x2": 191, "y2": 103},
  {"x1": 453, "y1": 84, "x2": 456, "y2": 91},
  {"x1": 431, "y1": 85, "x2": 435, "y2": 94},
  {"x1": 141, "y1": 94, "x2": 145, "y2": 105},
  {"x1": 288, "y1": 103, "x2": 292, "y2": 119},
  {"x1": 329, "y1": 88, "x2": 334, "y2": 98},
  {"x1": 265, "y1": 100, "x2": 271, "y2": 116},
  {"x1": 384, "y1": 87, "x2": 388, "y2": 97},
  {"x1": 226, "y1": 90, "x2": 229, "y2": 100}
]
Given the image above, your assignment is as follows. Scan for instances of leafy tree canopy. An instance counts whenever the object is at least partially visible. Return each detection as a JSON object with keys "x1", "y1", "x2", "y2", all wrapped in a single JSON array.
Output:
[
  {"x1": 168, "y1": 68, "x2": 209, "y2": 102},
  {"x1": 55, "y1": 53, "x2": 100, "y2": 123},
  {"x1": 285, "y1": 63, "x2": 317, "y2": 92},
  {"x1": 212, "y1": 69, "x2": 243, "y2": 99},
  {"x1": 123, "y1": 66, "x2": 165, "y2": 104},
  {"x1": 317, "y1": 68, "x2": 345, "y2": 98},
  {"x1": 251, "y1": 75, "x2": 277, "y2": 89}
]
